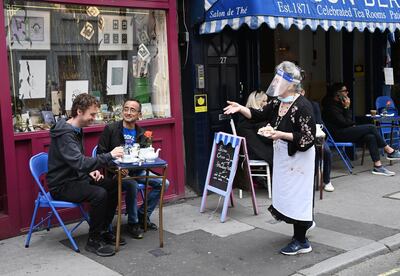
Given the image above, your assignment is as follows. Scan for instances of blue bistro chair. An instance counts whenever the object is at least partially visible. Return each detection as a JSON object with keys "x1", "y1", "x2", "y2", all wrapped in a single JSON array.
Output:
[
  {"x1": 324, "y1": 126, "x2": 355, "y2": 174},
  {"x1": 91, "y1": 145, "x2": 145, "y2": 200},
  {"x1": 25, "y1": 152, "x2": 89, "y2": 252},
  {"x1": 375, "y1": 96, "x2": 400, "y2": 148}
]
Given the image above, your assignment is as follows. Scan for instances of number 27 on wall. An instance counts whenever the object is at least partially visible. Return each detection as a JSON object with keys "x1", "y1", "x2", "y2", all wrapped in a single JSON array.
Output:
[{"x1": 220, "y1": 56, "x2": 227, "y2": 64}]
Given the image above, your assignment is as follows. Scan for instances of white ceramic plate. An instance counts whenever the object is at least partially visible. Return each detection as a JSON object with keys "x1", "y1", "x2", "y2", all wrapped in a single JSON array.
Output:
[{"x1": 116, "y1": 157, "x2": 140, "y2": 164}]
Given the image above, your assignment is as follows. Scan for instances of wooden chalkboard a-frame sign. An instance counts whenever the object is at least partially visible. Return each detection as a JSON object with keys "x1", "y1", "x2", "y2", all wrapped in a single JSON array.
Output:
[{"x1": 200, "y1": 132, "x2": 258, "y2": 222}]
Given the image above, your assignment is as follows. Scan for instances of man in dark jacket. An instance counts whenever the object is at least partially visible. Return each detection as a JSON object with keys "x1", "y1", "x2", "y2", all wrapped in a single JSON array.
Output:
[
  {"x1": 322, "y1": 82, "x2": 400, "y2": 176},
  {"x1": 47, "y1": 94, "x2": 124, "y2": 257},
  {"x1": 97, "y1": 98, "x2": 169, "y2": 238}
]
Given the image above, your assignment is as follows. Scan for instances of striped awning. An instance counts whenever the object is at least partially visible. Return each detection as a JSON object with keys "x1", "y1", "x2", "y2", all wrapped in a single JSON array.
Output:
[{"x1": 200, "y1": 0, "x2": 400, "y2": 34}]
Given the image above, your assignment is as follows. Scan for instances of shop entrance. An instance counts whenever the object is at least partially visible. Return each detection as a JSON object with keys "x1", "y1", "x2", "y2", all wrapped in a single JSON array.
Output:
[{"x1": 205, "y1": 31, "x2": 240, "y2": 135}]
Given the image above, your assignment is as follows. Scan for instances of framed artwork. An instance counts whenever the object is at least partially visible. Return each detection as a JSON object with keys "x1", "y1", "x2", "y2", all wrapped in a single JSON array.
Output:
[
  {"x1": 141, "y1": 103, "x2": 154, "y2": 119},
  {"x1": 122, "y1": 19, "x2": 127, "y2": 30},
  {"x1": 113, "y1": 33, "x2": 119, "y2": 44},
  {"x1": 106, "y1": 60, "x2": 128, "y2": 95},
  {"x1": 6, "y1": 10, "x2": 51, "y2": 50},
  {"x1": 41, "y1": 111, "x2": 55, "y2": 125},
  {"x1": 121, "y1": 33, "x2": 127, "y2": 44},
  {"x1": 113, "y1": 19, "x2": 119, "y2": 29},
  {"x1": 98, "y1": 15, "x2": 133, "y2": 51},
  {"x1": 51, "y1": 90, "x2": 63, "y2": 115},
  {"x1": 65, "y1": 80, "x2": 89, "y2": 110},
  {"x1": 80, "y1": 22, "x2": 95, "y2": 40},
  {"x1": 104, "y1": 33, "x2": 110, "y2": 44},
  {"x1": 19, "y1": 60, "x2": 46, "y2": 99}
]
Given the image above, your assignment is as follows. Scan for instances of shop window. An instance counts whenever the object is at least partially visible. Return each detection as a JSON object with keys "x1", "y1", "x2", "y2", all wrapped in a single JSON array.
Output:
[{"x1": 4, "y1": 1, "x2": 171, "y2": 133}]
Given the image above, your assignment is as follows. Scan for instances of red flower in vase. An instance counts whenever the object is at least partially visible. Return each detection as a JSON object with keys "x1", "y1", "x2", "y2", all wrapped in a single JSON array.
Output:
[{"x1": 144, "y1": 130, "x2": 153, "y2": 147}]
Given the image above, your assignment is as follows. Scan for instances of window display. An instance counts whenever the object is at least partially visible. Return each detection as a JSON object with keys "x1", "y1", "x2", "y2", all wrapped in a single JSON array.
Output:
[{"x1": 4, "y1": 1, "x2": 171, "y2": 132}]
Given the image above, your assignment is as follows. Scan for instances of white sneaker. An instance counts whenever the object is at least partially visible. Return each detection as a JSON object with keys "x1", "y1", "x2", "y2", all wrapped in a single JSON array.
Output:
[{"x1": 324, "y1": 182, "x2": 334, "y2": 192}]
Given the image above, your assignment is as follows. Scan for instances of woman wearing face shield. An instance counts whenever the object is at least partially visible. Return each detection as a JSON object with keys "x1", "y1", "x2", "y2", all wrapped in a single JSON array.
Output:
[{"x1": 224, "y1": 61, "x2": 316, "y2": 255}]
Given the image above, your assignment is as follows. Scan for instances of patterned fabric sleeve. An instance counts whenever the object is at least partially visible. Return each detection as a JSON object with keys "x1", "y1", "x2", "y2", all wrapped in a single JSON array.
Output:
[{"x1": 291, "y1": 100, "x2": 316, "y2": 152}]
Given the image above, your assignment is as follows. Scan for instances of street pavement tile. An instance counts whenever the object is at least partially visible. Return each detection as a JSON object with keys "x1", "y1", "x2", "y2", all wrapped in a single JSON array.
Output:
[{"x1": 70, "y1": 229, "x2": 343, "y2": 276}]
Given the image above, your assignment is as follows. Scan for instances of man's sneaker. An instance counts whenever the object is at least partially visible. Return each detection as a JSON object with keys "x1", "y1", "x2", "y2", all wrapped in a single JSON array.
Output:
[
  {"x1": 324, "y1": 182, "x2": 334, "y2": 192},
  {"x1": 85, "y1": 237, "x2": 115, "y2": 257},
  {"x1": 139, "y1": 213, "x2": 158, "y2": 231},
  {"x1": 372, "y1": 166, "x2": 396, "y2": 176},
  {"x1": 127, "y1": 223, "x2": 144, "y2": 239},
  {"x1": 387, "y1": 150, "x2": 400, "y2": 160},
  {"x1": 280, "y1": 239, "x2": 312, "y2": 255},
  {"x1": 101, "y1": 231, "x2": 127, "y2": 246}
]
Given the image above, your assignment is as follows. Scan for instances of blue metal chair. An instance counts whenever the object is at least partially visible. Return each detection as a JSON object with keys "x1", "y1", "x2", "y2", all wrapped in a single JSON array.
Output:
[
  {"x1": 375, "y1": 96, "x2": 400, "y2": 148},
  {"x1": 324, "y1": 126, "x2": 355, "y2": 174},
  {"x1": 91, "y1": 145, "x2": 145, "y2": 200},
  {"x1": 25, "y1": 152, "x2": 89, "y2": 252}
]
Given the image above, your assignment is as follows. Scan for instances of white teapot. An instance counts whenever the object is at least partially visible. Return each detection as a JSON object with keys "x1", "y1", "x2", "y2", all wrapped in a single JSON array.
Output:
[{"x1": 139, "y1": 146, "x2": 161, "y2": 162}]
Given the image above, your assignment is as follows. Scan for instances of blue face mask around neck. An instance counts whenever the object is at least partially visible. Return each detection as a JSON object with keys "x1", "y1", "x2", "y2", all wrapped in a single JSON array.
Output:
[{"x1": 278, "y1": 95, "x2": 295, "y2": 103}]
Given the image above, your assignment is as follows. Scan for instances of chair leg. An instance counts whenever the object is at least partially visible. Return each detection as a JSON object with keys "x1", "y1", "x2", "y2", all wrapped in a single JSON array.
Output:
[
  {"x1": 50, "y1": 205, "x2": 80, "y2": 252},
  {"x1": 25, "y1": 200, "x2": 40, "y2": 248},
  {"x1": 47, "y1": 212, "x2": 53, "y2": 231},
  {"x1": 266, "y1": 165, "x2": 272, "y2": 199}
]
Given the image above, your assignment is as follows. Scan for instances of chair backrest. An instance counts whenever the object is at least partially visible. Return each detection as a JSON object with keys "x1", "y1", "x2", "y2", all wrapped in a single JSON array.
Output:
[
  {"x1": 29, "y1": 152, "x2": 49, "y2": 196},
  {"x1": 91, "y1": 145, "x2": 98, "y2": 157},
  {"x1": 376, "y1": 96, "x2": 398, "y2": 115}
]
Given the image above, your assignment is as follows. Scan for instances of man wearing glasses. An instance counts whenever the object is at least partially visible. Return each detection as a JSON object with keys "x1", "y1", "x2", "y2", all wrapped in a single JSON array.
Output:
[
  {"x1": 97, "y1": 98, "x2": 169, "y2": 239},
  {"x1": 322, "y1": 82, "x2": 400, "y2": 176}
]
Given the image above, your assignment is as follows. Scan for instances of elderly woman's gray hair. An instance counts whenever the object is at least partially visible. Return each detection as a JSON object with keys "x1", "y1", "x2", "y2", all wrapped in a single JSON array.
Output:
[{"x1": 275, "y1": 61, "x2": 303, "y2": 92}]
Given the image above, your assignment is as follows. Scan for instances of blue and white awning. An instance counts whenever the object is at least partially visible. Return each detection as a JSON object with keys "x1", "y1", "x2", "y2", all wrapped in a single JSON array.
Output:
[{"x1": 200, "y1": 0, "x2": 400, "y2": 34}]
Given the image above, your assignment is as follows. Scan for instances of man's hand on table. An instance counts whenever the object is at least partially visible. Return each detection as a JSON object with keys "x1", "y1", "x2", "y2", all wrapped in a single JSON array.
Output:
[
  {"x1": 90, "y1": 170, "x2": 104, "y2": 182},
  {"x1": 111, "y1": 146, "x2": 124, "y2": 159}
]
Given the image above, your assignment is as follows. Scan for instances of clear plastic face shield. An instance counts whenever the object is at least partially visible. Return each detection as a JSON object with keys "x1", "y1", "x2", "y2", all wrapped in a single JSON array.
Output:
[{"x1": 266, "y1": 69, "x2": 300, "y2": 97}]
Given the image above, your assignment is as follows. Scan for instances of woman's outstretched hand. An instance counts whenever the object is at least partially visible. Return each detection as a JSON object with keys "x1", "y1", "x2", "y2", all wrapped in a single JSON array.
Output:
[{"x1": 223, "y1": 101, "x2": 242, "y2": 114}]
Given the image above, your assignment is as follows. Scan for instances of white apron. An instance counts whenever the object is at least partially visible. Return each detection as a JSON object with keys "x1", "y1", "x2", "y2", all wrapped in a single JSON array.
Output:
[{"x1": 272, "y1": 139, "x2": 315, "y2": 221}]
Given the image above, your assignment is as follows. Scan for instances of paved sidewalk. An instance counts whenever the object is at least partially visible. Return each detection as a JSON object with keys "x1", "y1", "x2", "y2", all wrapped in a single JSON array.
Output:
[{"x1": 1, "y1": 159, "x2": 400, "y2": 275}]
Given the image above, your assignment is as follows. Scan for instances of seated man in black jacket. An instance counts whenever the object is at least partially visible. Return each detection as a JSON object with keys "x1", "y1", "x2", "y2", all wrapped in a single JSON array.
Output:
[
  {"x1": 322, "y1": 82, "x2": 400, "y2": 176},
  {"x1": 47, "y1": 94, "x2": 124, "y2": 257}
]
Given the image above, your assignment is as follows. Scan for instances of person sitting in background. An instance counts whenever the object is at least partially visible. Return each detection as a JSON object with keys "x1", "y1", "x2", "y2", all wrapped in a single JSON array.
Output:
[
  {"x1": 300, "y1": 89, "x2": 334, "y2": 192},
  {"x1": 322, "y1": 82, "x2": 400, "y2": 176},
  {"x1": 237, "y1": 90, "x2": 273, "y2": 188}
]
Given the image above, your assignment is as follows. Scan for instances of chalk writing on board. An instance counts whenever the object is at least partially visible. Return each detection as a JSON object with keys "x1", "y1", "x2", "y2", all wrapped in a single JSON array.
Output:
[{"x1": 210, "y1": 142, "x2": 234, "y2": 191}]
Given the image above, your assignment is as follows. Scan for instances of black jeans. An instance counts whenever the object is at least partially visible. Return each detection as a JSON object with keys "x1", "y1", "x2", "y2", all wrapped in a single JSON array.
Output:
[
  {"x1": 50, "y1": 177, "x2": 118, "y2": 238},
  {"x1": 315, "y1": 141, "x2": 332, "y2": 184},
  {"x1": 334, "y1": 124, "x2": 387, "y2": 163}
]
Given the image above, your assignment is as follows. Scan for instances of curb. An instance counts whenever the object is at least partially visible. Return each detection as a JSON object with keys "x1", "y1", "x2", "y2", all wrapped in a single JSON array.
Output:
[{"x1": 294, "y1": 233, "x2": 400, "y2": 276}]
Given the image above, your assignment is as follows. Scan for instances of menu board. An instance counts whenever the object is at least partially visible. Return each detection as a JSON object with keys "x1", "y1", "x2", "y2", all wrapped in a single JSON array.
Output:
[
  {"x1": 200, "y1": 132, "x2": 258, "y2": 222},
  {"x1": 209, "y1": 141, "x2": 234, "y2": 192}
]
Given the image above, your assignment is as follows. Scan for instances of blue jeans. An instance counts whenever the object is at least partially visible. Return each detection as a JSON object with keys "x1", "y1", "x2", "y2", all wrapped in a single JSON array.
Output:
[
  {"x1": 122, "y1": 170, "x2": 170, "y2": 224},
  {"x1": 122, "y1": 178, "x2": 139, "y2": 224}
]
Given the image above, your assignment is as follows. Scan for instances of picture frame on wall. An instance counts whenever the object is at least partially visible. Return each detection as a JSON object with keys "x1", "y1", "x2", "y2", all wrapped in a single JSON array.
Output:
[
  {"x1": 98, "y1": 15, "x2": 133, "y2": 51},
  {"x1": 65, "y1": 80, "x2": 89, "y2": 110},
  {"x1": 106, "y1": 60, "x2": 128, "y2": 95},
  {"x1": 41, "y1": 110, "x2": 55, "y2": 125},
  {"x1": 19, "y1": 60, "x2": 46, "y2": 99},
  {"x1": 6, "y1": 10, "x2": 51, "y2": 50}
]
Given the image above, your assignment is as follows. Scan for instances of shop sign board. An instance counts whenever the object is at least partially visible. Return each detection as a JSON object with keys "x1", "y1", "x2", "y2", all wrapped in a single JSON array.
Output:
[{"x1": 205, "y1": 0, "x2": 400, "y2": 23}]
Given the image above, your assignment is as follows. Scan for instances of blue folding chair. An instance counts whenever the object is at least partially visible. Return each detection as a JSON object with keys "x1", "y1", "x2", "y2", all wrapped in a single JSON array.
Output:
[
  {"x1": 91, "y1": 145, "x2": 145, "y2": 200},
  {"x1": 375, "y1": 96, "x2": 400, "y2": 148},
  {"x1": 25, "y1": 152, "x2": 89, "y2": 252},
  {"x1": 324, "y1": 126, "x2": 355, "y2": 174}
]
